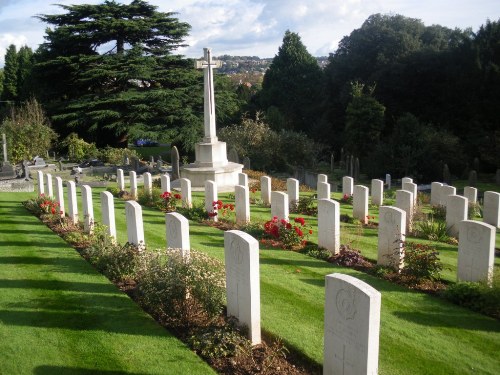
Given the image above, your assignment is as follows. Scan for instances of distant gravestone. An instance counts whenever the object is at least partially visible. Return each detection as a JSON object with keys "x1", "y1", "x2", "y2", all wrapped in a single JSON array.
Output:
[
  {"x1": 45, "y1": 173, "x2": 53, "y2": 198},
  {"x1": 34, "y1": 157, "x2": 46, "y2": 167},
  {"x1": 371, "y1": 179, "x2": 383, "y2": 206},
  {"x1": 324, "y1": 273, "x2": 381, "y2": 375},
  {"x1": 55, "y1": 177, "x2": 65, "y2": 218},
  {"x1": 165, "y1": 212, "x2": 190, "y2": 257},
  {"x1": 224, "y1": 230, "x2": 261, "y2": 345},
  {"x1": 483, "y1": 191, "x2": 500, "y2": 228},
  {"x1": 378, "y1": 206, "x2": 406, "y2": 268},
  {"x1": 37, "y1": 171, "x2": 44, "y2": 195},
  {"x1": 385, "y1": 173, "x2": 391, "y2": 190},
  {"x1": 446, "y1": 195, "x2": 468, "y2": 238},
  {"x1": 117, "y1": 168, "x2": 125, "y2": 191},
  {"x1": 238, "y1": 172, "x2": 248, "y2": 187},
  {"x1": 401, "y1": 177, "x2": 413, "y2": 185},
  {"x1": 463, "y1": 186, "x2": 477, "y2": 204},
  {"x1": 180, "y1": 178, "x2": 192, "y2": 208},
  {"x1": 353, "y1": 185, "x2": 369, "y2": 224},
  {"x1": 349, "y1": 155, "x2": 354, "y2": 177},
  {"x1": 468, "y1": 170, "x2": 478, "y2": 187},
  {"x1": 205, "y1": 180, "x2": 218, "y2": 221},
  {"x1": 228, "y1": 148, "x2": 239, "y2": 164},
  {"x1": 171, "y1": 146, "x2": 180, "y2": 180},
  {"x1": 161, "y1": 174, "x2": 171, "y2": 194},
  {"x1": 439, "y1": 185, "x2": 456, "y2": 206},
  {"x1": 67, "y1": 181, "x2": 78, "y2": 224},
  {"x1": 318, "y1": 174, "x2": 328, "y2": 184},
  {"x1": 342, "y1": 176, "x2": 353, "y2": 197},
  {"x1": 131, "y1": 157, "x2": 140, "y2": 172},
  {"x1": 354, "y1": 157, "x2": 360, "y2": 181},
  {"x1": 235, "y1": 185, "x2": 250, "y2": 224},
  {"x1": 318, "y1": 199, "x2": 340, "y2": 254},
  {"x1": 286, "y1": 178, "x2": 299, "y2": 208},
  {"x1": 100, "y1": 191, "x2": 116, "y2": 241},
  {"x1": 81, "y1": 185, "x2": 94, "y2": 234},
  {"x1": 143, "y1": 172, "x2": 153, "y2": 197},
  {"x1": 271, "y1": 191, "x2": 288, "y2": 221},
  {"x1": 125, "y1": 201, "x2": 145, "y2": 247},
  {"x1": 395, "y1": 190, "x2": 413, "y2": 232},
  {"x1": 330, "y1": 153, "x2": 335, "y2": 172},
  {"x1": 243, "y1": 156, "x2": 251, "y2": 170},
  {"x1": 317, "y1": 181, "x2": 331, "y2": 200},
  {"x1": 129, "y1": 171, "x2": 138, "y2": 199},
  {"x1": 402, "y1": 181, "x2": 418, "y2": 205},
  {"x1": 457, "y1": 220, "x2": 495, "y2": 284},
  {"x1": 443, "y1": 164, "x2": 451, "y2": 185},
  {"x1": 123, "y1": 156, "x2": 130, "y2": 166},
  {"x1": 430, "y1": 182, "x2": 443, "y2": 205},
  {"x1": 260, "y1": 176, "x2": 271, "y2": 205}
]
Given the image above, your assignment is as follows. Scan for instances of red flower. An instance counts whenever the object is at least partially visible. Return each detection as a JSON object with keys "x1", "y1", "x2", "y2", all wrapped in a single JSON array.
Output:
[
  {"x1": 51, "y1": 208, "x2": 56, "y2": 214},
  {"x1": 229, "y1": 204, "x2": 235, "y2": 211},
  {"x1": 286, "y1": 223, "x2": 292, "y2": 229},
  {"x1": 294, "y1": 226, "x2": 303, "y2": 237},
  {"x1": 294, "y1": 217, "x2": 305, "y2": 226},
  {"x1": 208, "y1": 211, "x2": 218, "y2": 217},
  {"x1": 280, "y1": 219, "x2": 287, "y2": 225},
  {"x1": 174, "y1": 194, "x2": 181, "y2": 199},
  {"x1": 309, "y1": 229, "x2": 313, "y2": 234}
]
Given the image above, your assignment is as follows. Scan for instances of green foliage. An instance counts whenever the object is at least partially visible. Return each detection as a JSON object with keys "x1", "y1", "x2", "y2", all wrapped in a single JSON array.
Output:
[
  {"x1": 400, "y1": 241, "x2": 443, "y2": 281},
  {"x1": 99, "y1": 146, "x2": 139, "y2": 165},
  {"x1": 468, "y1": 202, "x2": 482, "y2": 219},
  {"x1": 291, "y1": 195, "x2": 317, "y2": 216},
  {"x1": 0, "y1": 98, "x2": 57, "y2": 163},
  {"x1": 2, "y1": 44, "x2": 18, "y2": 101},
  {"x1": 263, "y1": 216, "x2": 311, "y2": 249},
  {"x1": 303, "y1": 246, "x2": 332, "y2": 261},
  {"x1": 61, "y1": 133, "x2": 98, "y2": 162},
  {"x1": 178, "y1": 202, "x2": 209, "y2": 222},
  {"x1": 431, "y1": 205, "x2": 447, "y2": 220},
  {"x1": 414, "y1": 217, "x2": 449, "y2": 242}
]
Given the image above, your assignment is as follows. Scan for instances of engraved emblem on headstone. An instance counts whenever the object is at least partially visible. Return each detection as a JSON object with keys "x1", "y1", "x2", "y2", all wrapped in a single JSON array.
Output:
[
  {"x1": 467, "y1": 227, "x2": 482, "y2": 243},
  {"x1": 336, "y1": 288, "x2": 357, "y2": 320},
  {"x1": 384, "y1": 211, "x2": 394, "y2": 224},
  {"x1": 232, "y1": 239, "x2": 244, "y2": 265}
]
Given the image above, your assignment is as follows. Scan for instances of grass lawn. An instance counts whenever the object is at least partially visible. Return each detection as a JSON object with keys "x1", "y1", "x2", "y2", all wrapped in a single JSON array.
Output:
[
  {"x1": 0, "y1": 192, "x2": 215, "y2": 375},
  {"x1": 56, "y1": 184, "x2": 500, "y2": 375}
]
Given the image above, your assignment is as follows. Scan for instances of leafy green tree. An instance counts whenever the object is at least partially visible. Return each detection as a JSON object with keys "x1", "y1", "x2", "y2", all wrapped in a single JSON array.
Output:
[
  {"x1": 258, "y1": 30, "x2": 324, "y2": 134},
  {"x1": 16, "y1": 46, "x2": 34, "y2": 101},
  {"x1": 2, "y1": 44, "x2": 18, "y2": 102},
  {"x1": 33, "y1": 0, "x2": 203, "y2": 148}
]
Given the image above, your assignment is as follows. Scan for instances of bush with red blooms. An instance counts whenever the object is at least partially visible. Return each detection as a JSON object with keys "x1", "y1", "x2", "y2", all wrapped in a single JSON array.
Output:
[
  {"x1": 208, "y1": 200, "x2": 235, "y2": 220},
  {"x1": 263, "y1": 216, "x2": 312, "y2": 249},
  {"x1": 340, "y1": 194, "x2": 353, "y2": 204},
  {"x1": 160, "y1": 191, "x2": 181, "y2": 212}
]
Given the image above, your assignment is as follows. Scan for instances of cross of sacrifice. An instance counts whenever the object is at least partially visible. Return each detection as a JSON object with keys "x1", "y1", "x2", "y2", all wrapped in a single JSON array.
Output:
[{"x1": 195, "y1": 48, "x2": 222, "y2": 143}]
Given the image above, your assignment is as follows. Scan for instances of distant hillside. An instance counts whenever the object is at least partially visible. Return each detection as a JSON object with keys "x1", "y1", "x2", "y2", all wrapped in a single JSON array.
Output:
[{"x1": 216, "y1": 55, "x2": 328, "y2": 74}]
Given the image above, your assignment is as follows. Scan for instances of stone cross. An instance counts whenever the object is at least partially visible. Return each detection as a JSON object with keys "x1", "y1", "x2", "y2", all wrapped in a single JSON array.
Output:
[
  {"x1": 195, "y1": 48, "x2": 222, "y2": 143},
  {"x1": 2, "y1": 133, "x2": 7, "y2": 163}
]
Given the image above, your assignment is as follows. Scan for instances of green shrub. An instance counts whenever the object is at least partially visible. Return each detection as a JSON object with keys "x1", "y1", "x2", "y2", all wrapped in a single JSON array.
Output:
[
  {"x1": 431, "y1": 204, "x2": 446, "y2": 220},
  {"x1": 106, "y1": 186, "x2": 121, "y2": 196},
  {"x1": 178, "y1": 202, "x2": 209, "y2": 222},
  {"x1": 414, "y1": 217, "x2": 449, "y2": 242},
  {"x1": 99, "y1": 146, "x2": 139, "y2": 165},
  {"x1": 468, "y1": 202, "x2": 482, "y2": 219},
  {"x1": 303, "y1": 246, "x2": 331, "y2": 261},
  {"x1": 62, "y1": 133, "x2": 99, "y2": 162},
  {"x1": 291, "y1": 195, "x2": 317, "y2": 215},
  {"x1": 400, "y1": 241, "x2": 443, "y2": 281}
]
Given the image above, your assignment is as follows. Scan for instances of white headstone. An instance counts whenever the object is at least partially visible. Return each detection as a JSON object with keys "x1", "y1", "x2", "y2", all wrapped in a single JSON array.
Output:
[
  {"x1": 224, "y1": 230, "x2": 261, "y2": 345},
  {"x1": 129, "y1": 171, "x2": 138, "y2": 199},
  {"x1": 287, "y1": 178, "x2": 299, "y2": 207},
  {"x1": 67, "y1": 181, "x2": 78, "y2": 224},
  {"x1": 55, "y1": 176, "x2": 65, "y2": 218},
  {"x1": 238, "y1": 172, "x2": 248, "y2": 187},
  {"x1": 342, "y1": 176, "x2": 354, "y2": 197},
  {"x1": 161, "y1": 174, "x2": 171, "y2": 194},
  {"x1": 81, "y1": 185, "x2": 94, "y2": 234},
  {"x1": 439, "y1": 185, "x2": 456, "y2": 206},
  {"x1": 318, "y1": 199, "x2": 340, "y2": 254},
  {"x1": 180, "y1": 178, "x2": 192, "y2": 208},
  {"x1": 401, "y1": 177, "x2": 413, "y2": 185},
  {"x1": 402, "y1": 181, "x2": 417, "y2": 205},
  {"x1": 143, "y1": 172, "x2": 152, "y2": 197},
  {"x1": 317, "y1": 182, "x2": 331, "y2": 200},
  {"x1": 318, "y1": 174, "x2": 328, "y2": 184},
  {"x1": 395, "y1": 190, "x2": 414, "y2": 232},
  {"x1": 483, "y1": 191, "x2": 500, "y2": 228},
  {"x1": 45, "y1": 173, "x2": 53, "y2": 198},
  {"x1": 235, "y1": 185, "x2": 250, "y2": 224},
  {"x1": 463, "y1": 186, "x2": 477, "y2": 204},
  {"x1": 371, "y1": 179, "x2": 383, "y2": 206},
  {"x1": 353, "y1": 185, "x2": 369, "y2": 223},
  {"x1": 125, "y1": 201, "x2": 145, "y2": 247},
  {"x1": 324, "y1": 273, "x2": 381, "y2": 375},
  {"x1": 378, "y1": 206, "x2": 406, "y2": 268},
  {"x1": 260, "y1": 176, "x2": 271, "y2": 205},
  {"x1": 385, "y1": 174, "x2": 391, "y2": 190},
  {"x1": 100, "y1": 191, "x2": 116, "y2": 241},
  {"x1": 165, "y1": 212, "x2": 190, "y2": 257},
  {"x1": 430, "y1": 182, "x2": 443, "y2": 205},
  {"x1": 117, "y1": 168, "x2": 125, "y2": 191},
  {"x1": 457, "y1": 220, "x2": 495, "y2": 284},
  {"x1": 446, "y1": 195, "x2": 468, "y2": 237},
  {"x1": 205, "y1": 180, "x2": 218, "y2": 221},
  {"x1": 271, "y1": 191, "x2": 289, "y2": 221},
  {"x1": 37, "y1": 171, "x2": 44, "y2": 195}
]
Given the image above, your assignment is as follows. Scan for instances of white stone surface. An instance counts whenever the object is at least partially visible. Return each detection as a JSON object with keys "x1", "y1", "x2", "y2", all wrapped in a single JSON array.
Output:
[
  {"x1": 45, "y1": 173, "x2": 53, "y2": 198},
  {"x1": 67, "y1": 181, "x2": 78, "y2": 224},
  {"x1": 180, "y1": 178, "x2": 192, "y2": 208},
  {"x1": 463, "y1": 186, "x2": 477, "y2": 204},
  {"x1": 129, "y1": 171, "x2": 137, "y2": 199},
  {"x1": 353, "y1": 185, "x2": 369, "y2": 223},
  {"x1": 377, "y1": 206, "x2": 406, "y2": 268},
  {"x1": 55, "y1": 176, "x2": 65, "y2": 218},
  {"x1": 238, "y1": 172, "x2": 248, "y2": 187},
  {"x1": 395, "y1": 190, "x2": 414, "y2": 231},
  {"x1": 342, "y1": 176, "x2": 354, "y2": 196},
  {"x1": 318, "y1": 199, "x2": 340, "y2": 254},
  {"x1": 260, "y1": 176, "x2": 271, "y2": 205},
  {"x1": 224, "y1": 230, "x2": 261, "y2": 345},
  {"x1": 235, "y1": 185, "x2": 250, "y2": 224},
  {"x1": 37, "y1": 171, "x2": 44, "y2": 195},
  {"x1": 318, "y1": 174, "x2": 328, "y2": 184},
  {"x1": 430, "y1": 182, "x2": 443, "y2": 205},
  {"x1": 317, "y1": 182, "x2": 331, "y2": 200},
  {"x1": 385, "y1": 174, "x2": 391, "y2": 190},
  {"x1": 143, "y1": 172, "x2": 152, "y2": 197},
  {"x1": 125, "y1": 201, "x2": 145, "y2": 247},
  {"x1": 402, "y1": 181, "x2": 417, "y2": 204},
  {"x1": 271, "y1": 191, "x2": 289, "y2": 221},
  {"x1": 402, "y1": 177, "x2": 413, "y2": 185},
  {"x1": 287, "y1": 178, "x2": 299, "y2": 207},
  {"x1": 457, "y1": 220, "x2": 496, "y2": 283},
  {"x1": 483, "y1": 191, "x2": 500, "y2": 228},
  {"x1": 161, "y1": 174, "x2": 171, "y2": 193},
  {"x1": 166, "y1": 212, "x2": 190, "y2": 257},
  {"x1": 439, "y1": 185, "x2": 456, "y2": 206},
  {"x1": 100, "y1": 191, "x2": 116, "y2": 240},
  {"x1": 117, "y1": 168, "x2": 125, "y2": 191},
  {"x1": 81, "y1": 185, "x2": 94, "y2": 234},
  {"x1": 371, "y1": 179, "x2": 384, "y2": 206},
  {"x1": 324, "y1": 273, "x2": 381, "y2": 375},
  {"x1": 205, "y1": 180, "x2": 218, "y2": 221},
  {"x1": 446, "y1": 195, "x2": 468, "y2": 237}
]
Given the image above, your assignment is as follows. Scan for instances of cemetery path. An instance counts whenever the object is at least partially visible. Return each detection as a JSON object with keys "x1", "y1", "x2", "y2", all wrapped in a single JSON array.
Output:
[{"x1": 0, "y1": 192, "x2": 215, "y2": 375}]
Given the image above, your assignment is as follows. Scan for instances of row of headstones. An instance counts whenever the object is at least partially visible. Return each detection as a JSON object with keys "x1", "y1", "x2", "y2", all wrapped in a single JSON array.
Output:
[{"x1": 36, "y1": 170, "x2": 380, "y2": 374}]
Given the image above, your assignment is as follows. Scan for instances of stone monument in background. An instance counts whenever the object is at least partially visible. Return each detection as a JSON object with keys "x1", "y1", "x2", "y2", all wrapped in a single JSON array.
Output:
[
  {"x1": 0, "y1": 133, "x2": 16, "y2": 180},
  {"x1": 181, "y1": 48, "x2": 242, "y2": 189}
]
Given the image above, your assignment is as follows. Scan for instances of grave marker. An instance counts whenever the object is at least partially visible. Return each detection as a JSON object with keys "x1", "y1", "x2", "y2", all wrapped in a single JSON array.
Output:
[
  {"x1": 143, "y1": 172, "x2": 152, "y2": 197},
  {"x1": 318, "y1": 174, "x2": 328, "y2": 184},
  {"x1": 430, "y1": 182, "x2": 443, "y2": 205},
  {"x1": 238, "y1": 172, "x2": 248, "y2": 187},
  {"x1": 81, "y1": 185, "x2": 94, "y2": 234},
  {"x1": 224, "y1": 230, "x2": 261, "y2": 345},
  {"x1": 130, "y1": 171, "x2": 138, "y2": 199},
  {"x1": 342, "y1": 176, "x2": 353, "y2": 197},
  {"x1": 371, "y1": 179, "x2": 383, "y2": 206},
  {"x1": 205, "y1": 180, "x2": 218, "y2": 221},
  {"x1": 385, "y1": 174, "x2": 391, "y2": 190},
  {"x1": 117, "y1": 168, "x2": 125, "y2": 191},
  {"x1": 161, "y1": 174, "x2": 171, "y2": 193},
  {"x1": 100, "y1": 191, "x2": 116, "y2": 241},
  {"x1": 67, "y1": 181, "x2": 78, "y2": 224},
  {"x1": 396, "y1": 190, "x2": 414, "y2": 231},
  {"x1": 440, "y1": 185, "x2": 456, "y2": 206},
  {"x1": 260, "y1": 176, "x2": 271, "y2": 205},
  {"x1": 125, "y1": 201, "x2": 145, "y2": 247},
  {"x1": 45, "y1": 173, "x2": 53, "y2": 198},
  {"x1": 166, "y1": 212, "x2": 190, "y2": 257},
  {"x1": 318, "y1": 199, "x2": 340, "y2": 254},
  {"x1": 401, "y1": 177, "x2": 413, "y2": 185},
  {"x1": 353, "y1": 185, "x2": 369, "y2": 223},
  {"x1": 235, "y1": 185, "x2": 250, "y2": 224},
  {"x1": 55, "y1": 176, "x2": 65, "y2": 218},
  {"x1": 317, "y1": 181, "x2": 331, "y2": 200},
  {"x1": 271, "y1": 191, "x2": 288, "y2": 221},
  {"x1": 402, "y1": 181, "x2": 417, "y2": 205},
  {"x1": 463, "y1": 186, "x2": 477, "y2": 204},
  {"x1": 286, "y1": 178, "x2": 299, "y2": 207},
  {"x1": 180, "y1": 178, "x2": 192, "y2": 208},
  {"x1": 377, "y1": 206, "x2": 406, "y2": 269},
  {"x1": 483, "y1": 191, "x2": 500, "y2": 228},
  {"x1": 446, "y1": 195, "x2": 468, "y2": 237},
  {"x1": 37, "y1": 171, "x2": 44, "y2": 195}
]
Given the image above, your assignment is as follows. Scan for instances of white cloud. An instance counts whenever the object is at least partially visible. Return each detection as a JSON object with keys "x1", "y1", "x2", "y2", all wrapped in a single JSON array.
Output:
[{"x1": 0, "y1": 34, "x2": 28, "y2": 65}]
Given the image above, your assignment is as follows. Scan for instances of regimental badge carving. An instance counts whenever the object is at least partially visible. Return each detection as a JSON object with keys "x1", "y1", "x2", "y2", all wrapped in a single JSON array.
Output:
[
  {"x1": 232, "y1": 239, "x2": 244, "y2": 264},
  {"x1": 467, "y1": 226, "x2": 482, "y2": 244},
  {"x1": 384, "y1": 211, "x2": 394, "y2": 224},
  {"x1": 336, "y1": 288, "x2": 357, "y2": 320}
]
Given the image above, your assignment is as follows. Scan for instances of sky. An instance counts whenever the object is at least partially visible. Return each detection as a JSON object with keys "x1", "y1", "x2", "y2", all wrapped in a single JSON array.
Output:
[{"x1": 0, "y1": 0, "x2": 499, "y2": 65}]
